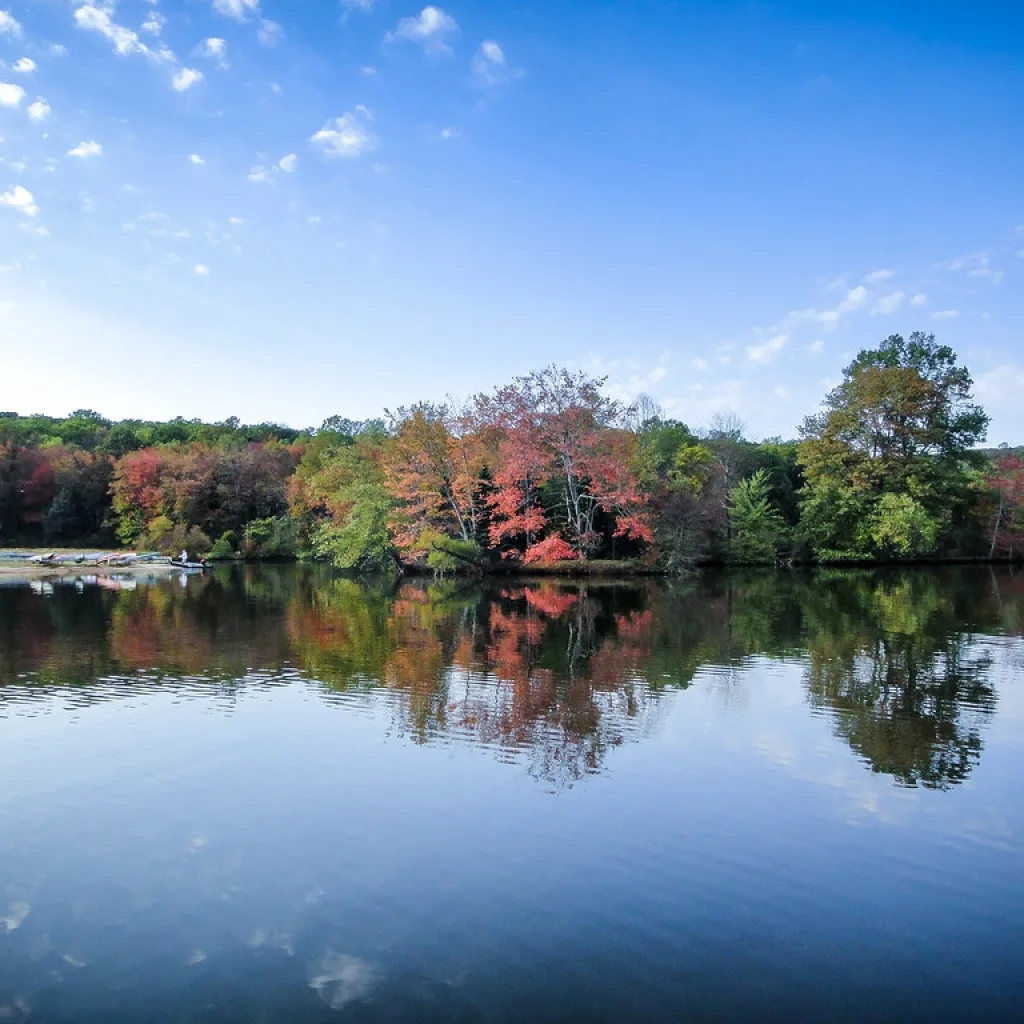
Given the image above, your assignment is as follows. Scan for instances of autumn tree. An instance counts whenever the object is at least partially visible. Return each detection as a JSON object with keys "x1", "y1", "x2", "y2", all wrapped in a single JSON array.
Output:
[
  {"x1": 477, "y1": 368, "x2": 651, "y2": 563},
  {"x1": 384, "y1": 402, "x2": 486, "y2": 556},
  {"x1": 985, "y1": 452, "x2": 1024, "y2": 559}
]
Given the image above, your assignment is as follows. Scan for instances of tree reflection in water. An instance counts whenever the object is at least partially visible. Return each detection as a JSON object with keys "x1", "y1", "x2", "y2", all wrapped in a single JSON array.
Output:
[{"x1": 2, "y1": 564, "x2": 1021, "y2": 789}]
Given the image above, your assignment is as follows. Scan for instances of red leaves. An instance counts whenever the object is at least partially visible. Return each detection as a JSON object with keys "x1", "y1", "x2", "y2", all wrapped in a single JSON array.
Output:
[{"x1": 522, "y1": 535, "x2": 576, "y2": 565}]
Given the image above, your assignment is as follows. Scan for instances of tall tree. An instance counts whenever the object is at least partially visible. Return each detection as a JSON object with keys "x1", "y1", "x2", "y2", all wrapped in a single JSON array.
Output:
[{"x1": 798, "y1": 332, "x2": 988, "y2": 559}]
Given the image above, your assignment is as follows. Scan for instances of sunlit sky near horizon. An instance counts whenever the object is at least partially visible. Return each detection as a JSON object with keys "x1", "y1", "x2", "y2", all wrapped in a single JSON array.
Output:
[{"x1": 0, "y1": 0, "x2": 1022, "y2": 441}]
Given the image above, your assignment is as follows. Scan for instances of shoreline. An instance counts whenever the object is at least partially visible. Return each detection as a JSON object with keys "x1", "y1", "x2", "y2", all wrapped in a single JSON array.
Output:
[{"x1": 2, "y1": 556, "x2": 1021, "y2": 583}]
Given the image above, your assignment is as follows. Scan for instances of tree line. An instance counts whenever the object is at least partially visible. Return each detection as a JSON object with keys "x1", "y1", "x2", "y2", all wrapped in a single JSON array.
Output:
[{"x1": 2, "y1": 332, "x2": 1022, "y2": 568}]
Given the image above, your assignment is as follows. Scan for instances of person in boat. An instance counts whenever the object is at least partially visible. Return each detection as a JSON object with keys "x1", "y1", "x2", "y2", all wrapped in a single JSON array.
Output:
[{"x1": 180, "y1": 549, "x2": 188, "y2": 564}]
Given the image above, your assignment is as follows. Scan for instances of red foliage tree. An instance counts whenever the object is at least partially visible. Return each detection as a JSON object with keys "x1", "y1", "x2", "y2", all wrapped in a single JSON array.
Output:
[{"x1": 986, "y1": 453, "x2": 1024, "y2": 558}]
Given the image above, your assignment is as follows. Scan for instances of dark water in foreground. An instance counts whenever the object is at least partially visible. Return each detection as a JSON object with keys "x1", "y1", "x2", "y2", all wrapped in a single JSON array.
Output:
[{"x1": 1, "y1": 566, "x2": 1023, "y2": 1023}]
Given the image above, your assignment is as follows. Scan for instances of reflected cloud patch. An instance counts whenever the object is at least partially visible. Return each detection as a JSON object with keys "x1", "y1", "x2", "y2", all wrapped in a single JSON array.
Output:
[{"x1": 309, "y1": 951, "x2": 383, "y2": 1010}]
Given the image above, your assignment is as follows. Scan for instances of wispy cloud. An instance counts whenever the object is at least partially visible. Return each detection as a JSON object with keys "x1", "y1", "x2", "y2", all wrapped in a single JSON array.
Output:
[
  {"x1": 279, "y1": 153, "x2": 297, "y2": 173},
  {"x1": 0, "y1": 185, "x2": 38, "y2": 217},
  {"x1": 171, "y1": 67, "x2": 203, "y2": 91},
  {"x1": 74, "y1": 4, "x2": 165, "y2": 60},
  {"x1": 746, "y1": 333, "x2": 788, "y2": 365},
  {"x1": 195, "y1": 264, "x2": 209, "y2": 275},
  {"x1": 341, "y1": 0, "x2": 378, "y2": 10},
  {"x1": 783, "y1": 284, "x2": 868, "y2": 331},
  {"x1": 470, "y1": 40, "x2": 523, "y2": 88},
  {"x1": 310, "y1": 108, "x2": 378, "y2": 158},
  {"x1": 930, "y1": 309, "x2": 959, "y2": 321},
  {"x1": 0, "y1": 10, "x2": 21, "y2": 37},
  {"x1": 195, "y1": 37, "x2": 228, "y2": 67},
  {"x1": 189, "y1": 153, "x2": 204, "y2": 165},
  {"x1": 68, "y1": 140, "x2": 102, "y2": 158},
  {"x1": 258, "y1": 20, "x2": 283, "y2": 46},
  {"x1": 864, "y1": 268, "x2": 894, "y2": 283},
  {"x1": 942, "y1": 251, "x2": 1003, "y2": 284},
  {"x1": 872, "y1": 291, "x2": 905, "y2": 315},
  {"x1": 909, "y1": 293, "x2": 927, "y2": 307},
  {"x1": 140, "y1": 11, "x2": 165, "y2": 36},
  {"x1": 439, "y1": 126, "x2": 461, "y2": 139},
  {"x1": 386, "y1": 6, "x2": 458, "y2": 56},
  {"x1": 212, "y1": 0, "x2": 259, "y2": 22}
]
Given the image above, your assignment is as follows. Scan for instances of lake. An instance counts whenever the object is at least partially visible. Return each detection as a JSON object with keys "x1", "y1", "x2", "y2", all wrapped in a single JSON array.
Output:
[{"x1": 1, "y1": 566, "x2": 1022, "y2": 1022}]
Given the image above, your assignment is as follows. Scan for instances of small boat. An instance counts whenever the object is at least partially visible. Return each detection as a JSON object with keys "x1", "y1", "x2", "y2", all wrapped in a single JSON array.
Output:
[{"x1": 169, "y1": 559, "x2": 210, "y2": 570}]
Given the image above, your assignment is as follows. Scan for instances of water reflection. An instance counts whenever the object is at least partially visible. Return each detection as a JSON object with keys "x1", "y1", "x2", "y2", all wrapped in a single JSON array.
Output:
[{"x1": 2, "y1": 565, "x2": 1021, "y2": 789}]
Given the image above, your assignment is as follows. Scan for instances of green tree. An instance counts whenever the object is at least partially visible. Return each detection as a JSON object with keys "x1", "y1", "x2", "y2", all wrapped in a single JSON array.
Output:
[
  {"x1": 798, "y1": 332, "x2": 988, "y2": 559},
  {"x1": 867, "y1": 493, "x2": 939, "y2": 557},
  {"x1": 728, "y1": 469, "x2": 785, "y2": 562}
]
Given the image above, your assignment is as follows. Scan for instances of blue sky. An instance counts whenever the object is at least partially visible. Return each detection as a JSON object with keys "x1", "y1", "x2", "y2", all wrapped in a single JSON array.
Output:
[{"x1": 1, "y1": 0, "x2": 1022, "y2": 441}]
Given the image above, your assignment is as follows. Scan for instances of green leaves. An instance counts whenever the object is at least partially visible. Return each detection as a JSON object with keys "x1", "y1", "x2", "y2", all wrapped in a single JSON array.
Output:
[
  {"x1": 728, "y1": 469, "x2": 786, "y2": 562},
  {"x1": 798, "y1": 332, "x2": 987, "y2": 560}
]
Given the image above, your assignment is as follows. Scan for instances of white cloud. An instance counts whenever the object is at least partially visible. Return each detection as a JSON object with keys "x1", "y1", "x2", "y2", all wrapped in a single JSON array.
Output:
[
  {"x1": 807, "y1": 339, "x2": 825, "y2": 355},
  {"x1": 0, "y1": 11, "x2": 21, "y2": 36},
  {"x1": 0, "y1": 184, "x2": 37, "y2": 217},
  {"x1": 12, "y1": 57, "x2": 35, "y2": 73},
  {"x1": 361, "y1": 66, "x2": 376, "y2": 76},
  {"x1": 872, "y1": 291, "x2": 905, "y2": 315},
  {"x1": 74, "y1": 5, "x2": 161, "y2": 60},
  {"x1": 212, "y1": 0, "x2": 259, "y2": 21},
  {"x1": 196, "y1": 37, "x2": 228, "y2": 67},
  {"x1": 439, "y1": 126, "x2": 461, "y2": 139},
  {"x1": 342, "y1": 0, "x2": 377, "y2": 10},
  {"x1": 28, "y1": 98, "x2": 50, "y2": 120},
  {"x1": 0, "y1": 82, "x2": 25, "y2": 106},
  {"x1": 279, "y1": 153, "x2": 297, "y2": 173},
  {"x1": 864, "y1": 268, "x2": 894, "y2": 283},
  {"x1": 943, "y1": 251, "x2": 1003, "y2": 284},
  {"x1": 310, "y1": 109, "x2": 378, "y2": 158},
  {"x1": 386, "y1": 6, "x2": 458, "y2": 55},
  {"x1": 248, "y1": 165, "x2": 267, "y2": 182},
  {"x1": 909, "y1": 293, "x2": 927, "y2": 307},
  {"x1": 50, "y1": 43, "x2": 68, "y2": 56},
  {"x1": 68, "y1": 139, "x2": 102, "y2": 157},
  {"x1": 307, "y1": 214, "x2": 322, "y2": 223},
  {"x1": 258, "y1": 19, "x2": 283, "y2": 45},
  {"x1": 839, "y1": 285, "x2": 868, "y2": 311},
  {"x1": 140, "y1": 12, "x2": 165, "y2": 35},
  {"x1": 746, "y1": 333, "x2": 788, "y2": 365},
  {"x1": 471, "y1": 40, "x2": 522, "y2": 87},
  {"x1": 189, "y1": 153, "x2": 204, "y2": 164},
  {"x1": 194, "y1": 264, "x2": 209, "y2": 275},
  {"x1": 930, "y1": 309, "x2": 959, "y2": 321},
  {"x1": 228, "y1": 216, "x2": 243, "y2": 224},
  {"x1": 171, "y1": 67, "x2": 203, "y2": 91},
  {"x1": 782, "y1": 284, "x2": 868, "y2": 333}
]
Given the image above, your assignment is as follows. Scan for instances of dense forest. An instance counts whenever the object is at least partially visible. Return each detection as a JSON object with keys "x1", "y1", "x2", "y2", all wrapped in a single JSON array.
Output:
[{"x1": 2, "y1": 332, "x2": 1023, "y2": 569}]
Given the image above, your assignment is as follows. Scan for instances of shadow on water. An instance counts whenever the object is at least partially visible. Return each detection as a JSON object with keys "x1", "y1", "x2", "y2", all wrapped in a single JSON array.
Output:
[{"x1": 1, "y1": 564, "x2": 1021, "y2": 790}]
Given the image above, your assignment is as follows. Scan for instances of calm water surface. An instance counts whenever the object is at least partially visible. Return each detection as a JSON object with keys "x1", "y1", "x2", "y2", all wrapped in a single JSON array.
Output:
[{"x1": 1, "y1": 566, "x2": 1022, "y2": 1022}]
